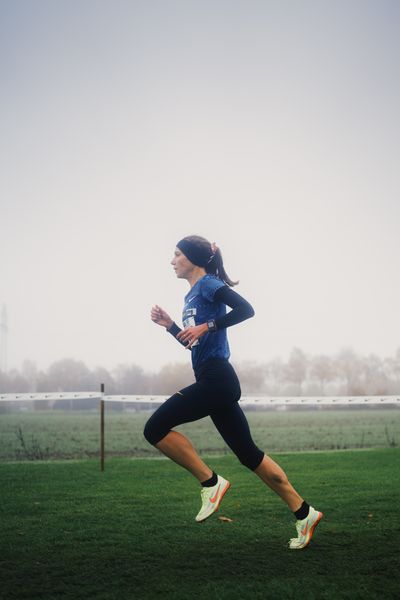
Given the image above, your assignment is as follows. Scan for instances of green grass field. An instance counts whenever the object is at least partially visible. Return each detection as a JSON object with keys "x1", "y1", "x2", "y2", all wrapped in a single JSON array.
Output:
[
  {"x1": 0, "y1": 408, "x2": 399, "y2": 460},
  {"x1": 1, "y1": 409, "x2": 399, "y2": 598},
  {"x1": 1, "y1": 449, "x2": 399, "y2": 600}
]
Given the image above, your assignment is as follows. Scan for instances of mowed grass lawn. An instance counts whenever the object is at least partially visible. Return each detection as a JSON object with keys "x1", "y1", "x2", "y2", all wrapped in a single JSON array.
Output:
[{"x1": 1, "y1": 449, "x2": 399, "y2": 600}]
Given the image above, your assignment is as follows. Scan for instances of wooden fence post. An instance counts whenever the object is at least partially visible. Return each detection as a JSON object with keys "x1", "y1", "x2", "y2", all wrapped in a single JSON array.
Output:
[{"x1": 100, "y1": 383, "x2": 105, "y2": 472}]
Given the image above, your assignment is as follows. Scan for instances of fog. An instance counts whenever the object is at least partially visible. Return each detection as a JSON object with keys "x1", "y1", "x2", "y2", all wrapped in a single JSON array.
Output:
[
  {"x1": 1, "y1": 0, "x2": 399, "y2": 374},
  {"x1": 1, "y1": 348, "x2": 400, "y2": 398}
]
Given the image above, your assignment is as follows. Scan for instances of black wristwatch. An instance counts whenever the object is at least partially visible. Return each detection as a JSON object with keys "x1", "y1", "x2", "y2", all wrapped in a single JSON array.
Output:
[{"x1": 207, "y1": 319, "x2": 217, "y2": 332}]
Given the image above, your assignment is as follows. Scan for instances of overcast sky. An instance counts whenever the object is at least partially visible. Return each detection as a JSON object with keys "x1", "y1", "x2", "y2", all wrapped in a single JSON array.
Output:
[{"x1": 1, "y1": 0, "x2": 399, "y2": 374}]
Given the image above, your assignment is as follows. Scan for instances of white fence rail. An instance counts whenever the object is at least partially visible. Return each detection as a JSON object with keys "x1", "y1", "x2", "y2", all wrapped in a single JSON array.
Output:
[{"x1": 1, "y1": 393, "x2": 400, "y2": 406}]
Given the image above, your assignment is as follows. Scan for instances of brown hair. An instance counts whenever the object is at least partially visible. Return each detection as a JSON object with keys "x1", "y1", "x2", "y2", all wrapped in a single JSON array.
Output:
[{"x1": 182, "y1": 235, "x2": 238, "y2": 287}]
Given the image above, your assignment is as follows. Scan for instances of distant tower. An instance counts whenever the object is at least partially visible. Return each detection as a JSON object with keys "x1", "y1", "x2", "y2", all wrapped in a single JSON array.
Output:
[{"x1": 0, "y1": 304, "x2": 7, "y2": 372}]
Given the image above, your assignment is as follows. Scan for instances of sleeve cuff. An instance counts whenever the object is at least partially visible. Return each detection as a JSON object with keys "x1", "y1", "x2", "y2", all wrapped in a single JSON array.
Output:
[{"x1": 166, "y1": 322, "x2": 181, "y2": 337}]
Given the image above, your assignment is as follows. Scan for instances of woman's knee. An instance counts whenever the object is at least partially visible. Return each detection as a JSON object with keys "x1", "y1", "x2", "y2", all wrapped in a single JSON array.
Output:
[
  {"x1": 143, "y1": 414, "x2": 168, "y2": 446},
  {"x1": 143, "y1": 417, "x2": 156, "y2": 445},
  {"x1": 238, "y1": 448, "x2": 265, "y2": 471}
]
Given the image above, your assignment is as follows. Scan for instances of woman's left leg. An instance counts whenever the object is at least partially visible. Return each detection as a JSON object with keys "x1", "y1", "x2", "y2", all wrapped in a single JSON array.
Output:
[
  {"x1": 211, "y1": 402, "x2": 323, "y2": 548},
  {"x1": 253, "y1": 455, "x2": 303, "y2": 511},
  {"x1": 211, "y1": 403, "x2": 303, "y2": 510}
]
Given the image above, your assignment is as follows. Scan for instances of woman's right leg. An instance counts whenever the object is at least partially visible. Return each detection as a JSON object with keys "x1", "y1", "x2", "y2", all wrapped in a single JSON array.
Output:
[
  {"x1": 143, "y1": 388, "x2": 213, "y2": 482},
  {"x1": 155, "y1": 430, "x2": 212, "y2": 482}
]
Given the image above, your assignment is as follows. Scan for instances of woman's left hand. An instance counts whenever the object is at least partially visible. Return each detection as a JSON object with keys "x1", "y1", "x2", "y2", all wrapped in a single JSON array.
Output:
[{"x1": 177, "y1": 323, "x2": 208, "y2": 348}]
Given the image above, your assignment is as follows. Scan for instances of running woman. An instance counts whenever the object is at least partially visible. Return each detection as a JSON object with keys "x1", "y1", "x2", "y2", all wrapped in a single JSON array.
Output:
[{"x1": 145, "y1": 235, "x2": 322, "y2": 549}]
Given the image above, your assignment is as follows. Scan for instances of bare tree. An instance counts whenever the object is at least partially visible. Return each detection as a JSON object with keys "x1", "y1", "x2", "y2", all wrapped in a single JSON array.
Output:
[
  {"x1": 310, "y1": 355, "x2": 335, "y2": 395},
  {"x1": 46, "y1": 358, "x2": 92, "y2": 392},
  {"x1": 234, "y1": 360, "x2": 267, "y2": 394},
  {"x1": 335, "y1": 348, "x2": 363, "y2": 395},
  {"x1": 285, "y1": 348, "x2": 308, "y2": 395},
  {"x1": 21, "y1": 360, "x2": 38, "y2": 392},
  {"x1": 362, "y1": 354, "x2": 389, "y2": 395},
  {"x1": 264, "y1": 358, "x2": 285, "y2": 395},
  {"x1": 151, "y1": 362, "x2": 193, "y2": 395},
  {"x1": 383, "y1": 348, "x2": 400, "y2": 393},
  {"x1": 113, "y1": 364, "x2": 150, "y2": 394}
]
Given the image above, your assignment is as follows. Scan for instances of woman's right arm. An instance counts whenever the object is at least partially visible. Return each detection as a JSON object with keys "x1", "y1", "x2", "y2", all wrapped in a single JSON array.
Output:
[
  {"x1": 150, "y1": 305, "x2": 174, "y2": 329},
  {"x1": 150, "y1": 305, "x2": 190, "y2": 349}
]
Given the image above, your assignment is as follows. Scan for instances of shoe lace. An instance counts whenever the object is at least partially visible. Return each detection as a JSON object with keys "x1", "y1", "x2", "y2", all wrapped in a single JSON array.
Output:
[{"x1": 200, "y1": 487, "x2": 209, "y2": 505}]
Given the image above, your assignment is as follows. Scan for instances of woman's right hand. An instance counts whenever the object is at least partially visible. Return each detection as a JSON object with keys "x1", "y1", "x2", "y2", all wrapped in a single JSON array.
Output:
[{"x1": 151, "y1": 305, "x2": 174, "y2": 329}]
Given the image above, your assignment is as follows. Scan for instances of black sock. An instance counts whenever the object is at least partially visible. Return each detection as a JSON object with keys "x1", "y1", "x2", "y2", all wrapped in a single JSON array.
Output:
[
  {"x1": 201, "y1": 471, "x2": 218, "y2": 487},
  {"x1": 294, "y1": 501, "x2": 310, "y2": 520}
]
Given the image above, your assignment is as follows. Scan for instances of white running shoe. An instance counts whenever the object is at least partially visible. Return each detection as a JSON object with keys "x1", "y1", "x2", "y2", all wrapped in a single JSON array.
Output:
[
  {"x1": 288, "y1": 506, "x2": 323, "y2": 550},
  {"x1": 195, "y1": 475, "x2": 231, "y2": 523}
]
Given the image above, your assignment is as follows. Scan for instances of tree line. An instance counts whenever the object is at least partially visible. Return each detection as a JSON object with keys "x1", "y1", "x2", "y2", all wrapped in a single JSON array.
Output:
[{"x1": 1, "y1": 347, "x2": 400, "y2": 397}]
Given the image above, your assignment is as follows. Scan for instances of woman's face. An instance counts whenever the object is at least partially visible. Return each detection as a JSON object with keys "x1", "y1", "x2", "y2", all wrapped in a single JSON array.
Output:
[{"x1": 171, "y1": 247, "x2": 194, "y2": 279}]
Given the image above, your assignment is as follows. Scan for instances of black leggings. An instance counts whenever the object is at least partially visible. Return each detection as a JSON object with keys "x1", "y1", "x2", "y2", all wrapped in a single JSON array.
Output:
[{"x1": 143, "y1": 358, "x2": 265, "y2": 471}]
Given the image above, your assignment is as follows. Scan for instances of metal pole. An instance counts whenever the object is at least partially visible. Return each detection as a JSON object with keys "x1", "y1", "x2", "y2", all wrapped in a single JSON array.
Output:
[{"x1": 100, "y1": 383, "x2": 105, "y2": 471}]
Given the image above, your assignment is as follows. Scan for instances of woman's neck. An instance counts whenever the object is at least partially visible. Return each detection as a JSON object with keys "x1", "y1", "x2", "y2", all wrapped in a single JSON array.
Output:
[{"x1": 187, "y1": 268, "x2": 206, "y2": 289}]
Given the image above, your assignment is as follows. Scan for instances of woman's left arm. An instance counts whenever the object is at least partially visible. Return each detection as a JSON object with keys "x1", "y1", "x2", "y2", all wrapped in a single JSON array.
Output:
[{"x1": 212, "y1": 286, "x2": 255, "y2": 329}]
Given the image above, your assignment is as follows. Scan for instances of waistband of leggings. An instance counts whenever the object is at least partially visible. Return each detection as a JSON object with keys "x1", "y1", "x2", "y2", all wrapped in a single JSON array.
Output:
[{"x1": 194, "y1": 357, "x2": 230, "y2": 378}]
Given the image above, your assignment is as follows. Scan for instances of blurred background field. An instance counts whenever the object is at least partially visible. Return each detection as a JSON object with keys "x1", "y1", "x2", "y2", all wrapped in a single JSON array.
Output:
[{"x1": 0, "y1": 408, "x2": 399, "y2": 461}]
